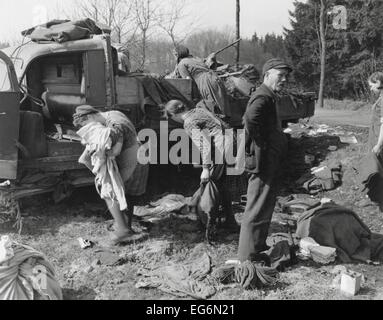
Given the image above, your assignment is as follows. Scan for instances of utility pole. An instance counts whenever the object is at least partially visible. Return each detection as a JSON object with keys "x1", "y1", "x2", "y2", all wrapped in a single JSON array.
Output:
[
  {"x1": 318, "y1": 0, "x2": 326, "y2": 108},
  {"x1": 236, "y1": 0, "x2": 240, "y2": 69}
]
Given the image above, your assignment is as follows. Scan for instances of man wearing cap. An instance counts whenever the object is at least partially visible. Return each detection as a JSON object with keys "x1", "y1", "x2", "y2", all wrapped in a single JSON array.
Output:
[{"x1": 237, "y1": 58, "x2": 292, "y2": 262}]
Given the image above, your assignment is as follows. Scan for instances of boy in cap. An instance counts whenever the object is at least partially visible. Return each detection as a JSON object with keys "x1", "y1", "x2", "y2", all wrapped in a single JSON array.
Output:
[{"x1": 237, "y1": 58, "x2": 292, "y2": 262}]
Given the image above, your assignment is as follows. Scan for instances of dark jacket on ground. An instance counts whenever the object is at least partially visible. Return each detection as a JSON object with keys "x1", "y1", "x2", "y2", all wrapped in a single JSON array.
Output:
[{"x1": 243, "y1": 84, "x2": 287, "y2": 174}]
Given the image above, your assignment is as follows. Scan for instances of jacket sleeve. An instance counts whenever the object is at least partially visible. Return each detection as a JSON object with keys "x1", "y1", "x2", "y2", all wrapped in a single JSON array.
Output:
[
  {"x1": 185, "y1": 120, "x2": 213, "y2": 168},
  {"x1": 243, "y1": 95, "x2": 268, "y2": 172},
  {"x1": 243, "y1": 95, "x2": 267, "y2": 148}
]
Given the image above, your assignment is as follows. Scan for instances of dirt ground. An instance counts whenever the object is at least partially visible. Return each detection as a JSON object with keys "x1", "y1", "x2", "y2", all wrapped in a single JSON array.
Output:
[{"x1": 2, "y1": 108, "x2": 383, "y2": 301}]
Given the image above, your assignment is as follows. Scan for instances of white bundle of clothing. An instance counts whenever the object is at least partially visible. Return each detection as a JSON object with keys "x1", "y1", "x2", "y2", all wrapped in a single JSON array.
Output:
[
  {"x1": 77, "y1": 122, "x2": 127, "y2": 211},
  {"x1": 0, "y1": 236, "x2": 62, "y2": 300}
]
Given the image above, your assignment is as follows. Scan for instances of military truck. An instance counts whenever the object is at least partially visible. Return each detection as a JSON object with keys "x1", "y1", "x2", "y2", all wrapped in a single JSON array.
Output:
[{"x1": 0, "y1": 29, "x2": 315, "y2": 203}]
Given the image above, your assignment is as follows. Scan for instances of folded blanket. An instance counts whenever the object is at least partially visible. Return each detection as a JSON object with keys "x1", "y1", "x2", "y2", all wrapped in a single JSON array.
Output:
[{"x1": 296, "y1": 203, "x2": 383, "y2": 263}]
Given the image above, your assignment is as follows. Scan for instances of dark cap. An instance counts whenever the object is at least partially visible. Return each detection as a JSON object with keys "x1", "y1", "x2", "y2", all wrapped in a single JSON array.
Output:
[
  {"x1": 73, "y1": 105, "x2": 99, "y2": 119},
  {"x1": 262, "y1": 58, "x2": 292, "y2": 76}
]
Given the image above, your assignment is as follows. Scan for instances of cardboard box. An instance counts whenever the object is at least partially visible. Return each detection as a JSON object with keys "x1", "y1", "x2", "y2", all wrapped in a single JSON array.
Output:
[{"x1": 341, "y1": 271, "x2": 362, "y2": 296}]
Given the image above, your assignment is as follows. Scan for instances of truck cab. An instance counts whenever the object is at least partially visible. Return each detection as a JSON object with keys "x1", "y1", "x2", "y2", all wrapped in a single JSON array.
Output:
[{"x1": 0, "y1": 35, "x2": 148, "y2": 199}]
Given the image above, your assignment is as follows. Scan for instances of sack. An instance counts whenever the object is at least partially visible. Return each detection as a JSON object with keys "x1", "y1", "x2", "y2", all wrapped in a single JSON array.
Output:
[{"x1": 0, "y1": 236, "x2": 62, "y2": 300}]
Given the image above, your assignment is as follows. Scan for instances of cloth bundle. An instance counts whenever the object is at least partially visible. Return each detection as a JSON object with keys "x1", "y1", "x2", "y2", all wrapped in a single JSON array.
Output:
[
  {"x1": 212, "y1": 261, "x2": 279, "y2": 290},
  {"x1": 309, "y1": 246, "x2": 337, "y2": 264},
  {"x1": 77, "y1": 122, "x2": 127, "y2": 210},
  {"x1": 22, "y1": 18, "x2": 111, "y2": 43},
  {"x1": 0, "y1": 236, "x2": 62, "y2": 300},
  {"x1": 296, "y1": 202, "x2": 383, "y2": 263},
  {"x1": 136, "y1": 251, "x2": 216, "y2": 300},
  {"x1": 302, "y1": 164, "x2": 342, "y2": 195}
]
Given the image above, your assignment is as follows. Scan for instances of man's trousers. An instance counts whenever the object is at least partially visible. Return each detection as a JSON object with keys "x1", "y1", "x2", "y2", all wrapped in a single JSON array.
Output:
[{"x1": 237, "y1": 171, "x2": 278, "y2": 262}]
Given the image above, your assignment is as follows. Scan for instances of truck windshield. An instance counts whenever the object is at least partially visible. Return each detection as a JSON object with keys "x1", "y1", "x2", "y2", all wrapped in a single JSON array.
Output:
[{"x1": 0, "y1": 59, "x2": 11, "y2": 92}]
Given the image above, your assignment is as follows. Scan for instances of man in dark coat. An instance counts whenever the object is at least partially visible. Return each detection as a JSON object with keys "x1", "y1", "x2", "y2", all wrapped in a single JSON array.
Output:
[{"x1": 237, "y1": 58, "x2": 292, "y2": 262}]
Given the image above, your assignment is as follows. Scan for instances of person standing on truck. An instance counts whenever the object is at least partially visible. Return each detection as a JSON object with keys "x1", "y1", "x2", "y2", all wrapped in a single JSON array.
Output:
[
  {"x1": 165, "y1": 99, "x2": 238, "y2": 230},
  {"x1": 73, "y1": 105, "x2": 148, "y2": 245},
  {"x1": 237, "y1": 58, "x2": 292, "y2": 262},
  {"x1": 170, "y1": 45, "x2": 231, "y2": 120}
]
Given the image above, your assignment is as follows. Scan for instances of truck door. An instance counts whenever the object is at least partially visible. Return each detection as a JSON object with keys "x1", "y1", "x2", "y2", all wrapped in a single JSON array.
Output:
[{"x1": 0, "y1": 51, "x2": 20, "y2": 180}]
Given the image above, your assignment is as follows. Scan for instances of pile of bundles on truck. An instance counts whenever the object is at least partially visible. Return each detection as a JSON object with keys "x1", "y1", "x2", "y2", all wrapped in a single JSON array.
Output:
[{"x1": 213, "y1": 61, "x2": 317, "y2": 115}]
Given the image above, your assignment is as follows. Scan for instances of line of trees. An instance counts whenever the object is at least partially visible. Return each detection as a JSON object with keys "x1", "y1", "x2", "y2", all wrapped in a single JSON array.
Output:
[
  {"x1": 59, "y1": 0, "x2": 285, "y2": 75},
  {"x1": 69, "y1": 0, "x2": 382, "y2": 101},
  {"x1": 284, "y1": 0, "x2": 383, "y2": 101},
  {"x1": 4, "y1": 0, "x2": 381, "y2": 101}
]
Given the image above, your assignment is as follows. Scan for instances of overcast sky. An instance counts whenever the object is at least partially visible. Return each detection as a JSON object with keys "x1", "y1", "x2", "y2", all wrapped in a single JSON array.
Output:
[{"x1": 0, "y1": 0, "x2": 300, "y2": 43}]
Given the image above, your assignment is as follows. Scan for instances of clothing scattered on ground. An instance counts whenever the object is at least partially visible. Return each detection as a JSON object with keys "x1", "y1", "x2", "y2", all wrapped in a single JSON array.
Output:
[
  {"x1": 301, "y1": 164, "x2": 342, "y2": 195},
  {"x1": 77, "y1": 122, "x2": 127, "y2": 210},
  {"x1": 214, "y1": 233, "x2": 296, "y2": 289},
  {"x1": 299, "y1": 237, "x2": 337, "y2": 264},
  {"x1": 133, "y1": 194, "x2": 188, "y2": 219},
  {"x1": 0, "y1": 236, "x2": 62, "y2": 300},
  {"x1": 296, "y1": 202, "x2": 383, "y2": 263},
  {"x1": 266, "y1": 233, "x2": 296, "y2": 270},
  {"x1": 135, "y1": 248, "x2": 216, "y2": 299},
  {"x1": 213, "y1": 261, "x2": 279, "y2": 290},
  {"x1": 309, "y1": 245, "x2": 337, "y2": 264}
]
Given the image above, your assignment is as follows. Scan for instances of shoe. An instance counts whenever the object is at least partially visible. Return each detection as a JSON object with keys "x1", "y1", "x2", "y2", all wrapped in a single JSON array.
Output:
[
  {"x1": 110, "y1": 229, "x2": 137, "y2": 246},
  {"x1": 110, "y1": 230, "x2": 149, "y2": 246},
  {"x1": 250, "y1": 252, "x2": 271, "y2": 266}
]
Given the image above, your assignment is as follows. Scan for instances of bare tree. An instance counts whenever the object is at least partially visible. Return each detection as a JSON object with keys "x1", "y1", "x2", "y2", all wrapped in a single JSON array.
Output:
[
  {"x1": 67, "y1": 0, "x2": 137, "y2": 44},
  {"x1": 133, "y1": 0, "x2": 159, "y2": 69},
  {"x1": 157, "y1": 0, "x2": 198, "y2": 47}
]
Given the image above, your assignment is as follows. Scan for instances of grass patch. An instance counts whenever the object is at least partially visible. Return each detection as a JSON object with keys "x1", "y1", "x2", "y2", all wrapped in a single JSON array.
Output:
[{"x1": 321, "y1": 99, "x2": 370, "y2": 111}]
